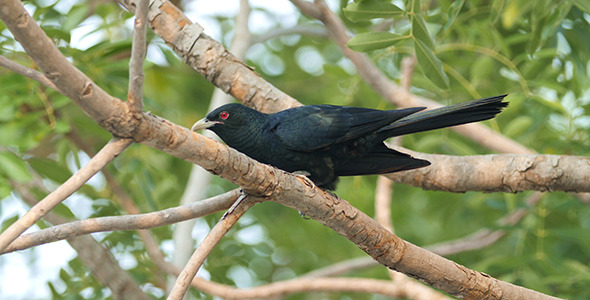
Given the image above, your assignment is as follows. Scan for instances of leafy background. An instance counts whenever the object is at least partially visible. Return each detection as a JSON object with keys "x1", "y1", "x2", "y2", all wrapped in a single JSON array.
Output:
[{"x1": 1, "y1": 0, "x2": 589, "y2": 299}]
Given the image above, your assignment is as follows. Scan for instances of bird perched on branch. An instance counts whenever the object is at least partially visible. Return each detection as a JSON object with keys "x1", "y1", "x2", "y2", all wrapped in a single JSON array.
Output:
[{"x1": 192, "y1": 95, "x2": 508, "y2": 190}]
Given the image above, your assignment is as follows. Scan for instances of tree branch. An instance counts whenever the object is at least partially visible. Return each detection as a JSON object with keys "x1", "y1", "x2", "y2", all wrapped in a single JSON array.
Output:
[
  {"x1": 1, "y1": 189, "x2": 239, "y2": 254},
  {"x1": 0, "y1": 55, "x2": 62, "y2": 93},
  {"x1": 386, "y1": 150, "x2": 590, "y2": 193},
  {"x1": 168, "y1": 194, "x2": 260, "y2": 299},
  {"x1": 127, "y1": 0, "x2": 149, "y2": 113},
  {"x1": 427, "y1": 192, "x2": 543, "y2": 255},
  {"x1": 250, "y1": 25, "x2": 328, "y2": 45}
]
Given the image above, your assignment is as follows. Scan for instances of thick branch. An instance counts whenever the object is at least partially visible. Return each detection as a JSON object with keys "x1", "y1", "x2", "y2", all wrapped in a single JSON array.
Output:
[{"x1": 386, "y1": 151, "x2": 590, "y2": 193}]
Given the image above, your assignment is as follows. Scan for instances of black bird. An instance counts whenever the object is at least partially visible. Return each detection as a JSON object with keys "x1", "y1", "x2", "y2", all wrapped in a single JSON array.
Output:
[{"x1": 192, "y1": 95, "x2": 508, "y2": 190}]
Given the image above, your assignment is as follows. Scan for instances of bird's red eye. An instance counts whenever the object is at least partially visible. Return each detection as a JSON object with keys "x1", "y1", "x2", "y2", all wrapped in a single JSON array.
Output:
[{"x1": 219, "y1": 111, "x2": 229, "y2": 120}]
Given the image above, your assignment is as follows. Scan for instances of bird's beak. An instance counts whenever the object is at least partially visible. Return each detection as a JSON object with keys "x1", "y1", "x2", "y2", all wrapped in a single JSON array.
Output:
[{"x1": 191, "y1": 118, "x2": 220, "y2": 132}]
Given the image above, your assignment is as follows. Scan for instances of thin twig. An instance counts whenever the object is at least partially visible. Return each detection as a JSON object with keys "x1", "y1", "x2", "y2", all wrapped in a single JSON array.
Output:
[
  {"x1": 250, "y1": 25, "x2": 328, "y2": 45},
  {"x1": 1, "y1": 189, "x2": 239, "y2": 253},
  {"x1": 128, "y1": 0, "x2": 148, "y2": 113},
  {"x1": 0, "y1": 138, "x2": 132, "y2": 252},
  {"x1": 0, "y1": 55, "x2": 62, "y2": 93},
  {"x1": 375, "y1": 173, "x2": 395, "y2": 233},
  {"x1": 167, "y1": 194, "x2": 261, "y2": 299},
  {"x1": 400, "y1": 56, "x2": 416, "y2": 91},
  {"x1": 427, "y1": 193, "x2": 543, "y2": 255}
]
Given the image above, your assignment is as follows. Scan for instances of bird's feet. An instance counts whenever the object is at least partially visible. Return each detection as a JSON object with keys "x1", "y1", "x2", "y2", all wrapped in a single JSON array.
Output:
[
  {"x1": 223, "y1": 190, "x2": 248, "y2": 219},
  {"x1": 292, "y1": 170, "x2": 311, "y2": 177},
  {"x1": 298, "y1": 211, "x2": 311, "y2": 220}
]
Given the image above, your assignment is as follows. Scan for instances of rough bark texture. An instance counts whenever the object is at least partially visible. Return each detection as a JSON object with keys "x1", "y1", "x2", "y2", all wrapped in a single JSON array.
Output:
[{"x1": 387, "y1": 152, "x2": 590, "y2": 193}]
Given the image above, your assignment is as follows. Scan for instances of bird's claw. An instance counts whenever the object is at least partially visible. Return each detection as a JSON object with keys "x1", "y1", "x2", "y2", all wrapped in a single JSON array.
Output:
[
  {"x1": 223, "y1": 190, "x2": 248, "y2": 219},
  {"x1": 293, "y1": 170, "x2": 311, "y2": 176},
  {"x1": 298, "y1": 211, "x2": 311, "y2": 220}
]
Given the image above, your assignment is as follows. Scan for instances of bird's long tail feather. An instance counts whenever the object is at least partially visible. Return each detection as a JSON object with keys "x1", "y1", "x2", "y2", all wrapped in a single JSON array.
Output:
[{"x1": 379, "y1": 94, "x2": 508, "y2": 138}]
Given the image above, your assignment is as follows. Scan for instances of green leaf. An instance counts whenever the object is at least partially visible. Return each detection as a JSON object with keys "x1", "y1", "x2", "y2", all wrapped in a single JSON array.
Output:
[
  {"x1": 411, "y1": 14, "x2": 435, "y2": 49},
  {"x1": 447, "y1": 138, "x2": 476, "y2": 155},
  {"x1": 504, "y1": 116, "x2": 533, "y2": 137},
  {"x1": 573, "y1": 0, "x2": 590, "y2": 14},
  {"x1": 470, "y1": 56, "x2": 495, "y2": 83},
  {"x1": 347, "y1": 32, "x2": 407, "y2": 52},
  {"x1": 41, "y1": 26, "x2": 71, "y2": 43},
  {"x1": 414, "y1": 39, "x2": 449, "y2": 88},
  {"x1": 529, "y1": 1, "x2": 572, "y2": 54},
  {"x1": 63, "y1": 5, "x2": 89, "y2": 32},
  {"x1": 410, "y1": 0, "x2": 422, "y2": 14},
  {"x1": 413, "y1": 134, "x2": 442, "y2": 152},
  {"x1": 53, "y1": 203, "x2": 77, "y2": 220},
  {"x1": 443, "y1": 0, "x2": 465, "y2": 33},
  {"x1": 0, "y1": 152, "x2": 32, "y2": 182},
  {"x1": 501, "y1": 1, "x2": 520, "y2": 29},
  {"x1": 1, "y1": 215, "x2": 19, "y2": 232},
  {"x1": 54, "y1": 119, "x2": 72, "y2": 134},
  {"x1": 343, "y1": 0, "x2": 403, "y2": 22},
  {"x1": 28, "y1": 158, "x2": 73, "y2": 183}
]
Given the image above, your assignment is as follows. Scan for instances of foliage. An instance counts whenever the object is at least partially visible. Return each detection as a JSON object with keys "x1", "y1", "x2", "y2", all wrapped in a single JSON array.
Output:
[{"x1": 1, "y1": 0, "x2": 589, "y2": 299}]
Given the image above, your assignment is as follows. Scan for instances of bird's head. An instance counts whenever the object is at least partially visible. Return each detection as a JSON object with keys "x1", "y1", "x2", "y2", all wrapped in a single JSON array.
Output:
[{"x1": 191, "y1": 103, "x2": 260, "y2": 135}]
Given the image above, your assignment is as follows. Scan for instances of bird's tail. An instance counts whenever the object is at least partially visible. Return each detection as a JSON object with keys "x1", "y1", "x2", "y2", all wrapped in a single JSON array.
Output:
[{"x1": 378, "y1": 94, "x2": 508, "y2": 138}]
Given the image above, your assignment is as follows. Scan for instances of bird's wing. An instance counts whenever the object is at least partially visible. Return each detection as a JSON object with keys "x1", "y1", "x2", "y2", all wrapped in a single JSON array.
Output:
[
  {"x1": 334, "y1": 143, "x2": 430, "y2": 176},
  {"x1": 270, "y1": 105, "x2": 424, "y2": 151}
]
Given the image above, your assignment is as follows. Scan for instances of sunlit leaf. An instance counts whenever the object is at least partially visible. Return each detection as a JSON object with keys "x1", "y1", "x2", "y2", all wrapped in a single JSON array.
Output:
[
  {"x1": 573, "y1": 0, "x2": 590, "y2": 13},
  {"x1": 28, "y1": 157, "x2": 73, "y2": 183},
  {"x1": 63, "y1": 5, "x2": 89, "y2": 32},
  {"x1": 502, "y1": 1, "x2": 520, "y2": 29},
  {"x1": 504, "y1": 115, "x2": 533, "y2": 137},
  {"x1": 414, "y1": 39, "x2": 449, "y2": 88},
  {"x1": 411, "y1": 14, "x2": 435, "y2": 49},
  {"x1": 1, "y1": 215, "x2": 18, "y2": 232},
  {"x1": 443, "y1": 0, "x2": 465, "y2": 33},
  {"x1": 347, "y1": 32, "x2": 407, "y2": 51},
  {"x1": 0, "y1": 152, "x2": 32, "y2": 182},
  {"x1": 343, "y1": 0, "x2": 403, "y2": 22}
]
